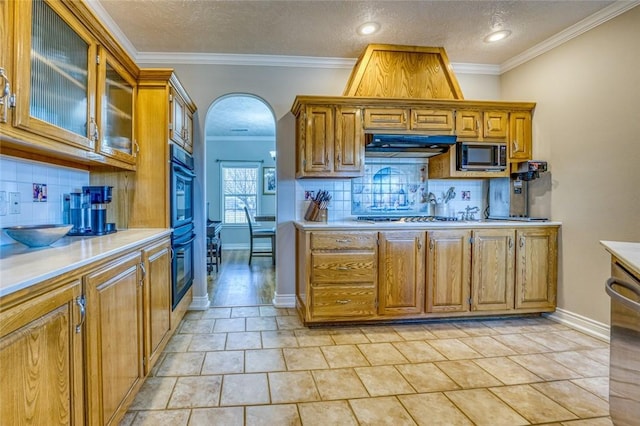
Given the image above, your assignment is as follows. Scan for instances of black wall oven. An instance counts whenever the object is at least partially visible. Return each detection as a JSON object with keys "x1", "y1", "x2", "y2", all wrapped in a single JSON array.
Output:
[{"x1": 170, "y1": 145, "x2": 195, "y2": 309}]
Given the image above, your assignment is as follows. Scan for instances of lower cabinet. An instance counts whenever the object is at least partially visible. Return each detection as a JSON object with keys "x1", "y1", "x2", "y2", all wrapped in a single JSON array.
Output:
[
  {"x1": 0, "y1": 279, "x2": 84, "y2": 425},
  {"x1": 296, "y1": 226, "x2": 558, "y2": 324},
  {"x1": 85, "y1": 251, "x2": 144, "y2": 426},
  {"x1": 378, "y1": 231, "x2": 425, "y2": 315},
  {"x1": 426, "y1": 230, "x2": 471, "y2": 313}
]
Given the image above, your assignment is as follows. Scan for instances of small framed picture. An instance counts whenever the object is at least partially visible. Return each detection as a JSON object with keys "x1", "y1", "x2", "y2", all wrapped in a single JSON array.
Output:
[{"x1": 263, "y1": 167, "x2": 276, "y2": 195}]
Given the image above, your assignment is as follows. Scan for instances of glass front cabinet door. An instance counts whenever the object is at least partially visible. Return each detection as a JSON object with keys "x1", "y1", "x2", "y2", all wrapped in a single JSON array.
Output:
[
  {"x1": 96, "y1": 47, "x2": 137, "y2": 164},
  {"x1": 13, "y1": 0, "x2": 98, "y2": 151}
]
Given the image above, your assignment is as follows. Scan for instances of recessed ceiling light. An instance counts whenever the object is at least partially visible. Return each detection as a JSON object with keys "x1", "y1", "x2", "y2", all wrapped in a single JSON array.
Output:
[
  {"x1": 357, "y1": 22, "x2": 380, "y2": 36},
  {"x1": 484, "y1": 30, "x2": 512, "y2": 43}
]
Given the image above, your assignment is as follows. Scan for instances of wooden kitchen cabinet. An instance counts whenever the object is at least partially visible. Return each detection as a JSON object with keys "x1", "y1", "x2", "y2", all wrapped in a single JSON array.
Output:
[
  {"x1": 170, "y1": 83, "x2": 196, "y2": 154},
  {"x1": 297, "y1": 230, "x2": 378, "y2": 322},
  {"x1": 1, "y1": 0, "x2": 139, "y2": 170},
  {"x1": 471, "y1": 229, "x2": 515, "y2": 311},
  {"x1": 142, "y1": 238, "x2": 172, "y2": 375},
  {"x1": 515, "y1": 227, "x2": 558, "y2": 310},
  {"x1": 85, "y1": 251, "x2": 144, "y2": 426},
  {"x1": 363, "y1": 107, "x2": 455, "y2": 133},
  {"x1": 455, "y1": 109, "x2": 508, "y2": 140},
  {"x1": 426, "y1": 229, "x2": 472, "y2": 313},
  {"x1": 0, "y1": 278, "x2": 84, "y2": 425},
  {"x1": 378, "y1": 231, "x2": 425, "y2": 315},
  {"x1": 296, "y1": 104, "x2": 364, "y2": 178},
  {"x1": 509, "y1": 111, "x2": 532, "y2": 161}
]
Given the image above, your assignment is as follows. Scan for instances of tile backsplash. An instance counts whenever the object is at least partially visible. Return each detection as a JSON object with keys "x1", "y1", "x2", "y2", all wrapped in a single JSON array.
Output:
[
  {"x1": 296, "y1": 158, "x2": 487, "y2": 221},
  {"x1": 0, "y1": 155, "x2": 89, "y2": 245}
]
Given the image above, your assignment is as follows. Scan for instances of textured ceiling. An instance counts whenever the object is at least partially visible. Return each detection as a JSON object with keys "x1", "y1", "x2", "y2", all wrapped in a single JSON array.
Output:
[
  {"x1": 96, "y1": 0, "x2": 616, "y2": 64},
  {"x1": 94, "y1": 0, "x2": 625, "y2": 136}
]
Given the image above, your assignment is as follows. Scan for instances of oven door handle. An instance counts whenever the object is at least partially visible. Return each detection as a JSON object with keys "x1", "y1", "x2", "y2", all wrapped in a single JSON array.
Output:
[{"x1": 173, "y1": 163, "x2": 196, "y2": 178}]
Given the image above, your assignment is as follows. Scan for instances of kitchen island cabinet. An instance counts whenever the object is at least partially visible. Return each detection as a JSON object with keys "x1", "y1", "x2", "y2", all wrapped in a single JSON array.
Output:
[
  {"x1": 0, "y1": 229, "x2": 180, "y2": 425},
  {"x1": 295, "y1": 221, "x2": 559, "y2": 325},
  {"x1": 0, "y1": 278, "x2": 84, "y2": 425}
]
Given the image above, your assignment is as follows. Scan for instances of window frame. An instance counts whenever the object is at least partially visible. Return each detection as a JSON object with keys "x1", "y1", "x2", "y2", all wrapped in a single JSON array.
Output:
[{"x1": 219, "y1": 161, "x2": 261, "y2": 226}]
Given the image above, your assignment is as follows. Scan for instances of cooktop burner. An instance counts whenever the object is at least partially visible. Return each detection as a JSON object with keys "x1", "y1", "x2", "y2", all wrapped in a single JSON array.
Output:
[{"x1": 356, "y1": 216, "x2": 459, "y2": 222}]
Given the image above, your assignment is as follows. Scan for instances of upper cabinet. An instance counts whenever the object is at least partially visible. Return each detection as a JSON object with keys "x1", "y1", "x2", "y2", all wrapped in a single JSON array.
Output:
[
  {"x1": 169, "y1": 83, "x2": 196, "y2": 154},
  {"x1": 455, "y1": 110, "x2": 509, "y2": 141},
  {"x1": 1, "y1": 0, "x2": 140, "y2": 170},
  {"x1": 363, "y1": 108, "x2": 455, "y2": 133},
  {"x1": 509, "y1": 111, "x2": 532, "y2": 161}
]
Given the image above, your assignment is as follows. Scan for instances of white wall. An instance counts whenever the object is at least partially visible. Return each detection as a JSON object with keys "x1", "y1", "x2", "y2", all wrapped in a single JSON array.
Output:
[{"x1": 501, "y1": 6, "x2": 640, "y2": 325}]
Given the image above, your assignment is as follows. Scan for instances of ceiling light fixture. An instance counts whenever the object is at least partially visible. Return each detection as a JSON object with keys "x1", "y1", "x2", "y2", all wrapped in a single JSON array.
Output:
[
  {"x1": 484, "y1": 29, "x2": 511, "y2": 43},
  {"x1": 357, "y1": 22, "x2": 380, "y2": 36}
]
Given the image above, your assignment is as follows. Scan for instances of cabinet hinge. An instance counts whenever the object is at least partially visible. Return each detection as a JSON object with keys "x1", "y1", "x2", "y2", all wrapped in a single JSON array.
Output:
[
  {"x1": 169, "y1": 94, "x2": 173, "y2": 102},
  {"x1": 96, "y1": 55, "x2": 100, "y2": 65},
  {"x1": 469, "y1": 237, "x2": 474, "y2": 244},
  {"x1": 143, "y1": 357, "x2": 147, "y2": 367},
  {"x1": 468, "y1": 297, "x2": 472, "y2": 305}
]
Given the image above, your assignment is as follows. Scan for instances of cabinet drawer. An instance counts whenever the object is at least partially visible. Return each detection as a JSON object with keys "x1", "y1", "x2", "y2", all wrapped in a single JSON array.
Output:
[
  {"x1": 311, "y1": 253, "x2": 376, "y2": 284},
  {"x1": 311, "y1": 286, "x2": 376, "y2": 318},
  {"x1": 363, "y1": 108, "x2": 408, "y2": 129},
  {"x1": 310, "y1": 232, "x2": 377, "y2": 250}
]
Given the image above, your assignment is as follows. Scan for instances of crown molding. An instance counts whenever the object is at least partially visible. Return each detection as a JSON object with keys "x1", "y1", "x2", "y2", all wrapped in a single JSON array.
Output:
[
  {"x1": 85, "y1": 0, "x2": 139, "y2": 59},
  {"x1": 500, "y1": 0, "x2": 640, "y2": 73},
  {"x1": 451, "y1": 63, "x2": 501, "y2": 75},
  {"x1": 136, "y1": 52, "x2": 356, "y2": 68}
]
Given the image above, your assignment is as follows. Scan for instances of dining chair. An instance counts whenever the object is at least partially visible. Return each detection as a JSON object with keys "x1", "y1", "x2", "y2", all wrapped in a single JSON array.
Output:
[{"x1": 243, "y1": 206, "x2": 275, "y2": 265}]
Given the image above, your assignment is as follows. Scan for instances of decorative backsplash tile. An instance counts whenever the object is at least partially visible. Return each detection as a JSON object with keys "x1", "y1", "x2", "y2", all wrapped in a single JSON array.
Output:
[{"x1": 0, "y1": 155, "x2": 89, "y2": 245}]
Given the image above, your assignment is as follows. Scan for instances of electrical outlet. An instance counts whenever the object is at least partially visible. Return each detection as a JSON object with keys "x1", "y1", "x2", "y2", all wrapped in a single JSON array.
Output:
[
  {"x1": 0, "y1": 191, "x2": 7, "y2": 216},
  {"x1": 9, "y1": 192, "x2": 20, "y2": 214},
  {"x1": 304, "y1": 191, "x2": 315, "y2": 200}
]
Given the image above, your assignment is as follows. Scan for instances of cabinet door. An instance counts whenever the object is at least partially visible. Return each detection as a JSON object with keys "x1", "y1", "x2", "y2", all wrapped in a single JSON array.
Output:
[
  {"x1": 378, "y1": 231, "x2": 425, "y2": 315},
  {"x1": 334, "y1": 107, "x2": 363, "y2": 175},
  {"x1": 0, "y1": 0, "x2": 12, "y2": 126},
  {"x1": 143, "y1": 239, "x2": 172, "y2": 375},
  {"x1": 302, "y1": 105, "x2": 334, "y2": 174},
  {"x1": 13, "y1": 0, "x2": 97, "y2": 150},
  {"x1": 170, "y1": 87, "x2": 186, "y2": 147},
  {"x1": 472, "y1": 229, "x2": 515, "y2": 311},
  {"x1": 96, "y1": 47, "x2": 137, "y2": 164},
  {"x1": 510, "y1": 111, "x2": 532, "y2": 160},
  {"x1": 455, "y1": 110, "x2": 481, "y2": 138},
  {"x1": 411, "y1": 109, "x2": 454, "y2": 132},
  {"x1": 183, "y1": 107, "x2": 194, "y2": 153},
  {"x1": 483, "y1": 111, "x2": 508, "y2": 140},
  {"x1": 0, "y1": 279, "x2": 84, "y2": 425},
  {"x1": 515, "y1": 228, "x2": 557, "y2": 310},
  {"x1": 85, "y1": 252, "x2": 144, "y2": 425},
  {"x1": 426, "y1": 230, "x2": 471, "y2": 313},
  {"x1": 363, "y1": 108, "x2": 408, "y2": 130}
]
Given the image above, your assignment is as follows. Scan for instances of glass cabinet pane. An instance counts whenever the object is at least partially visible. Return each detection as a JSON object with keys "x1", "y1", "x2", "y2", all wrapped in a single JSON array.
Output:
[
  {"x1": 30, "y1": 0, "x2": 89, "y2": 137},
  {"x1": 102, "y1": 61, "x2": 133, "y2": 156}
]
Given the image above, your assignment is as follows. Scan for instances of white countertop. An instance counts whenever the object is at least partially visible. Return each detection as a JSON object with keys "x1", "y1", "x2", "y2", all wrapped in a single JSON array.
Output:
[
  {"x1": 295, "y1": 219, "x2": 562, "y2": 231},
  {"x1": 0, "y1": 228, "x2": 171, "y2": 298},
  {"x1": 601, "y1": 240, "x2": 640, "y2": 277}
]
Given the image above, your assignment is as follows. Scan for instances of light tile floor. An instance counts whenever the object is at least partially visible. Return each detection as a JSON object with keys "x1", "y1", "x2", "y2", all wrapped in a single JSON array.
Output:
[{"x1": 121, "y1": 308, "x2": 612, "y2": 426}]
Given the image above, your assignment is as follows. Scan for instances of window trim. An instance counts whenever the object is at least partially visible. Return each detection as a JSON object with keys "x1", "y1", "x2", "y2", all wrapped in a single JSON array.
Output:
[{"x1": 219, "y1": 161, "x2": 261, "y2": 226}]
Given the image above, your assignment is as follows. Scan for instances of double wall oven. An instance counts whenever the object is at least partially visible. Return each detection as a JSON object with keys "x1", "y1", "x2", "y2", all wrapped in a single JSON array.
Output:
[{"x1": 170, "y1": 144, "x2": 196, "y2": 309}]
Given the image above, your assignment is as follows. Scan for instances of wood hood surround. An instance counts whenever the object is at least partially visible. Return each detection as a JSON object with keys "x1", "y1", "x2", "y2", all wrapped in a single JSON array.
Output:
[{"x1": 291, "y1": 44, "x2": 536, "y2": 178}]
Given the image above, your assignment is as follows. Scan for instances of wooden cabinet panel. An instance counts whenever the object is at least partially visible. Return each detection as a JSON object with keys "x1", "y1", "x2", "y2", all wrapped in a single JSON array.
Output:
[
  {"x1": 363, "y1": 108, "x2": 407, "y2": 129},
  {"x1": 515, "y1": 228, "x2": 557, "y2": 310},
  {"x1": 85, "y1": 252, "x2": 144, "y2": 425},
  {"x1": 426, "y1": 230, "x2": 471, "y2": 313},
  {"x1": 334, "y1": 107, "x2": 363, "y2": 173},
  {"x1": 510, "y1": 111, "x2": 532, "y2": 161},
  {"x1": 302, "y1": 105, "x2": 334, "y2": 173},
  {"x1": 169, "y1": 85, "x2": 195, "y2": 153},
  {"x1": 311, "y1": 253, "x2": 376, "y2": 284},
  {"x1": 483, "y1": 111, "x2": 508, "y2": 140},
  {"x1": 0, "y1": 279, "x2": 84, "y2": 425},
  {"x1": 310, "y1": 231, "x2": 377, "y2": 251},
  {"x1": 455, "y1": 110, "x2": 481, "y2": 138},
  {"x1": 311, "y1": 286, "x2": 376, "y2": 318},
  {"x1": 472, "y1": 229, "x2": 515, "y2": 311},
  {"x1": 411, "y1": 109, "x2": 454, "y2": 132},
  {"x1": 378, "y1": 231, "x2": 425, "y2": 315},
  {"x1": 143, "y1": 239, "x2": 172, "y2": 375}
]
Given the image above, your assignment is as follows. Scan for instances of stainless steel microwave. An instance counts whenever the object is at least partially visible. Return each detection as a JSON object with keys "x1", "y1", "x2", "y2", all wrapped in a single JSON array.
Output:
[{"x1": 457, "y1": 142, "x2": 507, "y2": 171}]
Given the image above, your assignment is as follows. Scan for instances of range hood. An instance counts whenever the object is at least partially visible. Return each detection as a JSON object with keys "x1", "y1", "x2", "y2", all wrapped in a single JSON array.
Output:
[{"x1": 364, "y1": 134, "x2": 457, "y2": 158}]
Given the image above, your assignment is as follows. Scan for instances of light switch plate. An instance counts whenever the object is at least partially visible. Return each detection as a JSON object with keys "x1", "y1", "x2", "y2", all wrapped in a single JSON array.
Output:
[
  {"x1": 9, "y1": 192, "x2": 20, "y2": 214},
  {"x1": 0, "y1": 191, "x2": 7, "y2": 216}
]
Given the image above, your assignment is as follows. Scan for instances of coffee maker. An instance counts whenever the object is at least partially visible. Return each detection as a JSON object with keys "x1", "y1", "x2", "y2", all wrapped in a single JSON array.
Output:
[
  {"x1": 67, "y1": 186, "x2": 117, "y2": 235},
  {"x1": 488, "y1": 161, "x2": 548, "y2": 220}
]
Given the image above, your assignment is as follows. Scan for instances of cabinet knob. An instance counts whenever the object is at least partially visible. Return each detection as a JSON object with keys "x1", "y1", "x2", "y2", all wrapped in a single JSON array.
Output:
[{"x1": 335, "y1": 239, "x2": 352, "y2": 243}]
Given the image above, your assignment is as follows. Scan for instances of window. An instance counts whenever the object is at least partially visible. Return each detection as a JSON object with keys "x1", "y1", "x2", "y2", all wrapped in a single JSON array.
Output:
[{"x1": 221, "y1": 163, "x2": 259, "y2": 224}]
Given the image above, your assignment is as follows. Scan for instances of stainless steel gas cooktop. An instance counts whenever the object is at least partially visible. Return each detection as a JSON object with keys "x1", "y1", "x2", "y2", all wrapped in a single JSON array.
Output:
[{"x1": 356, "y1": 216, "x2": 459, "y2": 222}]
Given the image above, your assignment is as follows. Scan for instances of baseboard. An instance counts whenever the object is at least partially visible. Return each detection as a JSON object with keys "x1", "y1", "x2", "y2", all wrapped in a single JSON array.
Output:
[
  {"x1": 272, "y1": 292, "x2": 296, "y2": 308},
  {"x1": 544, "y1": 308, "x2": 610, "y2": 343},
  {"x1": 189, "y1": 295, "x2": 211, "y2": 311}
]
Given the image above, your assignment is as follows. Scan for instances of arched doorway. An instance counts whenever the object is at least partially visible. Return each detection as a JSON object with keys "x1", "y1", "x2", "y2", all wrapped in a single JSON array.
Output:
[{"x1": 204, "y1": 94, "x2": 277, "y2": 306}]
